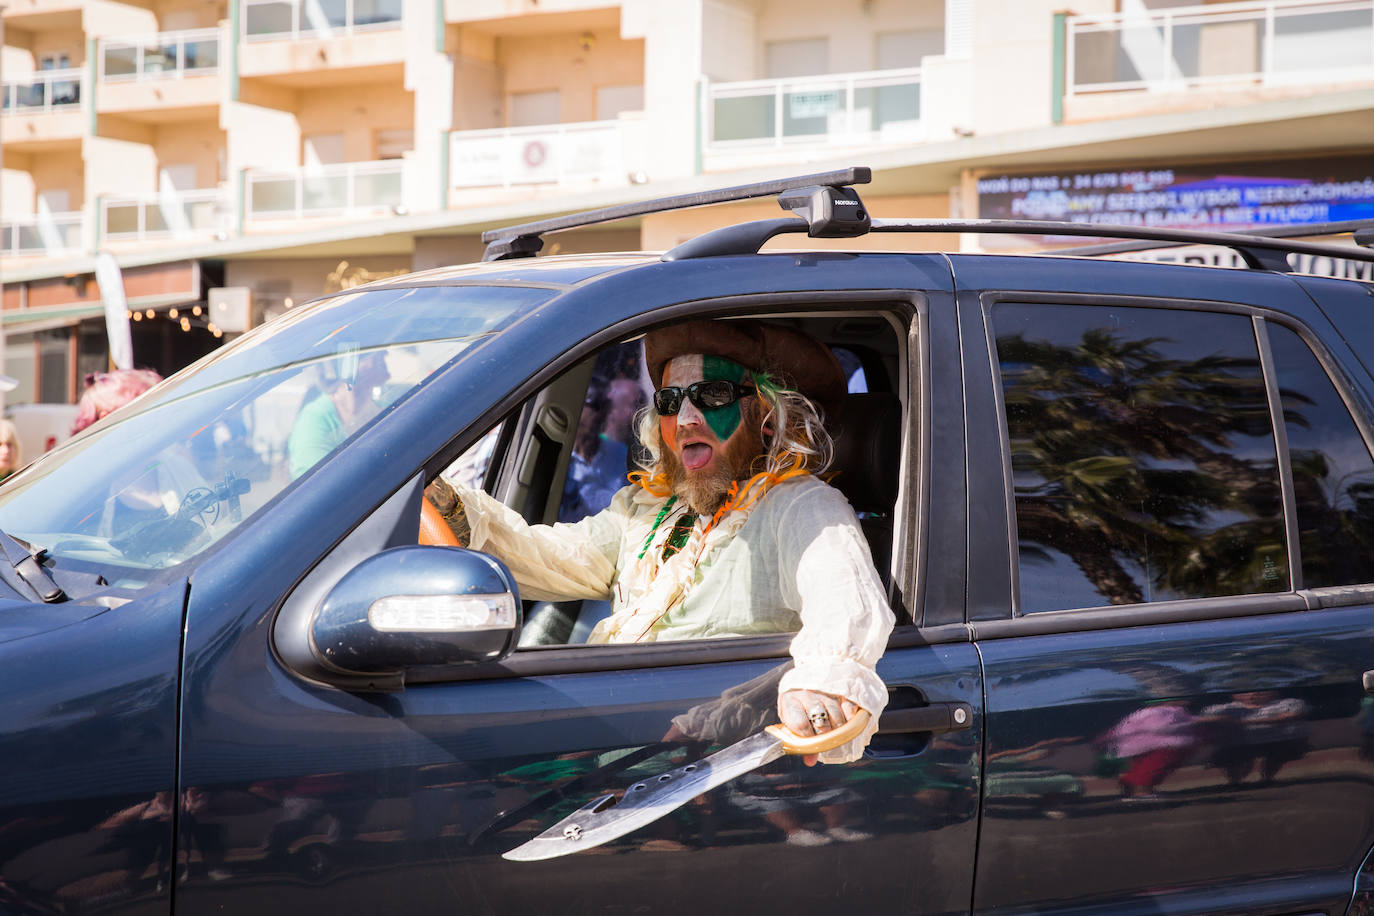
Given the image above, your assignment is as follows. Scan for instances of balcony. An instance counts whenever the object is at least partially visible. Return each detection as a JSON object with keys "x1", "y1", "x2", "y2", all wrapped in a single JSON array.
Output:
[
  {"x1": 246, "y1": 160, "x2": 404, "y2": 222},
  {"x1": 97, "y1": 30, "x2": 221, "y2": 119},
  {"x1": 1, "y1": 212, "x2": 84, "y2": 259},
  {"x1": 2, "y1": 68, "x2": 82, "y2": 115},
  {"x1": 242, "y1": 0, "x2": 401, "y2": 40},
  {"x1": 102, "y1": 189, "x2": 230, "y2": 243},
  {"x1": 239, "y1": 0, "x2": 405, "y2": 87},
  {"x1": 1, "y1": 69, "x2": 85, "y2": 150},
  {"x1": 1067, "y1": 0, "x2": 1374, "y2": 116},
  {"x1": 448, "y1": 118, "x2": 644, "y2": 196},
  {"x1": 703, "y1": 67, "x2": 922, "y2": 168}
]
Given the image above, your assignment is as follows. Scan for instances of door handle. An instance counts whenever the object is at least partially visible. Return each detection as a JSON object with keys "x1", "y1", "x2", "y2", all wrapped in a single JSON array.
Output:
[
  {"x1": 876, "y1": 703, "x2": 973, "y2": 735},
  {"x1": 1363, "y1": 670, "x2": 1374, "y2": 695}
]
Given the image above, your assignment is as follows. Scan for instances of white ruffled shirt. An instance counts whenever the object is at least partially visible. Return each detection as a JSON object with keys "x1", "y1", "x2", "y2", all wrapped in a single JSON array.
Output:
[{"x1": 455, "y1": 475, "x2": 894, "y2": 763}]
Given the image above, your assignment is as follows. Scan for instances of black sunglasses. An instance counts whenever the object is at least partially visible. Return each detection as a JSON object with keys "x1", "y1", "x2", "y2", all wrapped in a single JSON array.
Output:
[{"x1": 653, "y1": 380, "x2": 755, "y2": 416}]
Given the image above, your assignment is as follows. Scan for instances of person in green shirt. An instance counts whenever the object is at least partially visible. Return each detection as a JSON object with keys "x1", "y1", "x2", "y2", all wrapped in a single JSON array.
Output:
[{"x1": 288, "y1": 352, "x2": 389, "y2": 478}]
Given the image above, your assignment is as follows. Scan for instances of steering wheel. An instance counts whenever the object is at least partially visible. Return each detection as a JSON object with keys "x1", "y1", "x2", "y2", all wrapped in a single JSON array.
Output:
[{"x1": 419, "y1": 496, "x2": 462, "y2": 547}]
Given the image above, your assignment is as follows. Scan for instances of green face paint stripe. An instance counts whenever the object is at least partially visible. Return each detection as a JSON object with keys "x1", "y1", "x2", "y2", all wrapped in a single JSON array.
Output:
[
  {"x1": 700, "y1": 355, "x2": 747, "y2": 440},
  {"x1": 701, "y1": 355, "x2": 747, "y2": 383}
]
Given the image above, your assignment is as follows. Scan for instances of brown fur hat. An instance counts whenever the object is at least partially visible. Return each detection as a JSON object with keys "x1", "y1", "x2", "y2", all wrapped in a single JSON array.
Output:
[{"x1": 644, "y1": 319, "x2": 846, "y2": 421}]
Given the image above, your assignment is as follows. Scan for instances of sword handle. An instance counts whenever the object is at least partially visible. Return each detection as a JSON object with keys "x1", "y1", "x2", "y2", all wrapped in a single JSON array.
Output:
[{"x1": 765, "y1": 709, "x2": 871, "y2": 755}]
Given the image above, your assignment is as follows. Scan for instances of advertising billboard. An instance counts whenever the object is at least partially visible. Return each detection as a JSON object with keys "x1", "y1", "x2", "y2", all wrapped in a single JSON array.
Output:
[{"x1": 977, "y1": 156, "x2": 1374, "y2": 231}]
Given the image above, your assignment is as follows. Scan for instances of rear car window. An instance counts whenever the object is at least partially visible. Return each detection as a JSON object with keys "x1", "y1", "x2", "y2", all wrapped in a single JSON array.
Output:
[
  {"x1": 1268, "y1": 323, "x2": 1374, "y2": 588},
  {"x1": 994, "y1": 302, "x2": 1288, "y2": 612}
]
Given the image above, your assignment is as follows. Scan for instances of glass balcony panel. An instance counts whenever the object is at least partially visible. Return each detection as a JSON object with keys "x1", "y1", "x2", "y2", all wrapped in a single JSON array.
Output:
[
  {"x1": 353, "y1": 170, "x2": 401, "y2": 207},
  {"x1": 310, "y1": 0, "x2": 348, "y2": 30},
  {"x1": 302, "y1": 174, "x2": 348, "y2": 212},
  {"x1": 184, "y1": 36, "x2": 219, "y2": 72},
  {"x1": 245, "y1": 2, "x2": 294, "y2": 37},
  {"x1": 867, "y1": 82, "x2": 920, "y2": 132},
  {"x1": 712, "y1": 94, "x2": 775, "y2": 143},
  {"x1": 51, "y1": 78, "x2": 80, "y2": 106},
  {"x1": 1071, "y1": 26, "x2": 1148, "y2": 86},
  {"x1": 354, "y1": 0, "x2": 402, "y2": 27},
  {"x1": 105, "y1": 204, "x2": 141, "y2": 236},
  {"x1": 16, "y1": 225, "x2": 44, "y2": 253},
  {"x1": 1274, "y1": 8, "x2": 1374, "y2": 73},
  {"x1": 103, "y1": 46, "x2": 139, "y2": 79},
  {"x1": 186, "y1": 199, "x2": 220, "y2": 229},
  {"x1": 251, "y1": 178, "x2": 298, "y2": 214},
  {"x1": 13, "y1": 82, "x2": 49, "y2": 111},
  {"x1": 781, "y1": 86, "x2": 840, "y2": 138},
  {"x1": 144, "y1": 206, "x2": 170, "y2": 234}
]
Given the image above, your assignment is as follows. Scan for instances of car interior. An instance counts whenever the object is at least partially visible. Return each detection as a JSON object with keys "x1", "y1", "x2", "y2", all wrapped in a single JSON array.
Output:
[{"x1": 429, "y1": 308, "x2": 913, "y2": 647}]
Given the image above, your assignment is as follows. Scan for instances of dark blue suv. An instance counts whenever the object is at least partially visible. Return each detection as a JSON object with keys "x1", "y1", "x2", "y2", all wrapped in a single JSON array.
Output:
[{"x1": 3, "y1": 169, "x2": 1374, "y2": 916}]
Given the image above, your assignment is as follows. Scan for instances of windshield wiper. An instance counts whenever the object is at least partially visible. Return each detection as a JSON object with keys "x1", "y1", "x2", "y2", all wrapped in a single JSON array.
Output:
[{"x1": 0, "y1": 528, "x2": 64, "y2": 603}]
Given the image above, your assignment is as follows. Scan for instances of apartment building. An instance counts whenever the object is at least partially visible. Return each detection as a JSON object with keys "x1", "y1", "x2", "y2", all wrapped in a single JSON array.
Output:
[{"x1": 1, "y1": 0, "x2": 1372, "y2": 411}]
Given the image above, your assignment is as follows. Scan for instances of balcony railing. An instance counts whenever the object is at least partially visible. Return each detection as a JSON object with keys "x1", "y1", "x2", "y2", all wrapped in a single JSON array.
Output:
[
  {"x1": 1, "y1": 212, "x2": 84, "y2": 258},
  {"x1": 247, "y1": 160, "x2": 404, "y2": 220},
  {"x1": 705, "y1": 67, "x2": 922, "y2": 150},
  {"x1": 102, "y1": 189, "x2": 229, "y2": 241},
  {"x1": 449, "y1": 119, "x2": 634, "y2": 189},
  {"x1": 99, "y1": 29, "x2": 221, "y2": 82},
  {"x1": 242, "y1": 0, "x2": 403, "y2": 41},
  {"x1": 1068, "y1": 0, "x2": 1374, "y2": 95},
  {"x1": 1, "y1": 68, "x2": 83, "y2": 115}
]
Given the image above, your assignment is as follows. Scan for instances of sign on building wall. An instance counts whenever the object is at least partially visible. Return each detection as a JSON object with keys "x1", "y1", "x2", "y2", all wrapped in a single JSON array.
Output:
[{"x1": 977, "y1": 156, "x2": 1374, "y2": 230}]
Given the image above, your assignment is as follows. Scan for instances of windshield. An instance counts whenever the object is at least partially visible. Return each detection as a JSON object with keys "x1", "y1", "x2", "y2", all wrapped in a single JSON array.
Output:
[{"x1": 0, "y1": 284, "x2": 551, "y2": 578}]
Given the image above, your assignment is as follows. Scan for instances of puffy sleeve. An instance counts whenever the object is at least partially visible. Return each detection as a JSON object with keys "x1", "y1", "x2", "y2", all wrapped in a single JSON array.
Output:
[
  {"x1": 774, "y1": 482, "x2": 895, "y2": 764},
  {"x1": 454, "y1": 485, "x2": 629, "y2": 602}
]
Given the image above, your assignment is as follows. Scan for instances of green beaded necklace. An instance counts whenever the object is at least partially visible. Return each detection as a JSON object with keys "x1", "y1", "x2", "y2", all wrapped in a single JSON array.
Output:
[{"x1": 635, "y1": 495, "x2": 698, "y2": 562}]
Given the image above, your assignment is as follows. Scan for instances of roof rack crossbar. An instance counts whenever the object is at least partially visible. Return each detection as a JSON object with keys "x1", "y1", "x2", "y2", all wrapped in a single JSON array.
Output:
[
  {"x1": 662, "y1": 217, "x2": 1374, "y2": 269},
  {"x1": 481, "y1": 167, "x2": 870, "y2": 261}
]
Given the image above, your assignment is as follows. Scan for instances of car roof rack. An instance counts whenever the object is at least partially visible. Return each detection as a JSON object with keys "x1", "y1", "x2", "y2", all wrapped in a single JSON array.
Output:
[
  {"x1": 480, "y1": 167, "x2": 872, "y2": 261},
  {"x1": 662, "y1": 216, "x2": 1374, "y2": 273},
  {"x1": 1044, "y1": 219, "x2": 1374, "y2": 260}
]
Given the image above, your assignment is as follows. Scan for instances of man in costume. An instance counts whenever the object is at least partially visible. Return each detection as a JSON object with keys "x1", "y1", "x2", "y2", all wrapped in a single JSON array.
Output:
[{"x1": 428, "y1": 319, "x2": 894, "y2": 763}]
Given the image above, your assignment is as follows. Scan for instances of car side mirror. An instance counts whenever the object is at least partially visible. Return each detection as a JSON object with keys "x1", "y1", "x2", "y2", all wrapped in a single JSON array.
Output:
[{"x1": 308, "y1": 546, "x2": 522, "y2": 689}]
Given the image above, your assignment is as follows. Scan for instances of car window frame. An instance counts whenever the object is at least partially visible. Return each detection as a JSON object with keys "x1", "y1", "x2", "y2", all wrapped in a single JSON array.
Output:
[
  {"x1": 401, "y1": 289, "x2": 935, "y2": 684},
  {"x1": 974, "y1": 288, "x2": 1374, "y2": 637}
]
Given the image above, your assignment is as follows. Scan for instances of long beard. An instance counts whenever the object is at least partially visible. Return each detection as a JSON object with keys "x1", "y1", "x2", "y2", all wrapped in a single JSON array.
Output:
[{"x1": 664, "y1": 420, "x2": 766, "y2": 515}]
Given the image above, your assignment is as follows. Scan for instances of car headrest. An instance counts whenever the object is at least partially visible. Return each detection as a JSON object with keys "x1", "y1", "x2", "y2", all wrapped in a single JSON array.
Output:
[{"x1": 828, "y1": 392, "x2": 902, "y2": 514}]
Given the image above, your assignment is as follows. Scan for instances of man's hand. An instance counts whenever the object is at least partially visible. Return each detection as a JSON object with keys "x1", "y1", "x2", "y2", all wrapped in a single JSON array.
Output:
[{"x1": 778, "y1": 688, "x2": 860, "y2": 767}]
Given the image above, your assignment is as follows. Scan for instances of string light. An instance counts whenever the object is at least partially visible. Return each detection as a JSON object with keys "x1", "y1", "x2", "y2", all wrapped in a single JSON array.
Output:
[
  {"x1": 169, "y1": 308, "x2": 179, "y2": 319},
  {"x1": 125, "y1": 309, "x2": 133, "y2": 319},
  {"x1": 132, "y1": 312, "x2": 142, "y2": 321},
  {"x1": 145, "y1": 309, "x2": 154, "y2": 319},
  {"x1": 192, "y1": 305, "x2": 202, "y2": 317},
  {"x1": 284, "y1": 297, "x2": 294, "y2": 308},
  {"x1": 212, "y1": 328, "x2": 223, "y2": 338},
  {"x1": 180, "y1": 317, "x2": 190, "y2": 332},
  {"x1": 206, "y1": 322, "x2": 218, "y2": 334}
]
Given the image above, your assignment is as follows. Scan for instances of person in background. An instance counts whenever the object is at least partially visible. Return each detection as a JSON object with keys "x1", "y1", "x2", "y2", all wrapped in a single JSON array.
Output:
[
  {"x1": 72, "y1": 369, "x2": 164, "y2": 435},
  {"x1": 0, "y1": 419, "x2": 21, "y2": 481}
]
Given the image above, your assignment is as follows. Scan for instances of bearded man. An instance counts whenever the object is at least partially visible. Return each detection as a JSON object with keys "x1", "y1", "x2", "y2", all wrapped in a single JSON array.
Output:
[{"x1": 427, "y1": 319, "x2": 894, "y2": 762}]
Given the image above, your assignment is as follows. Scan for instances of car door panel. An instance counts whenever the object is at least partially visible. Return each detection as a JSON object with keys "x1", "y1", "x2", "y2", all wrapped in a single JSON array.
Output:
[
  {"x1": 0, "y1": 582, "x2": 186, "y2": 915},
  {"x1": 955, "y1": 261, "x2": 1374, "y2": 915},
  {"x1": 974, "y1": 608, "x2": 1374, "y2": 916}
]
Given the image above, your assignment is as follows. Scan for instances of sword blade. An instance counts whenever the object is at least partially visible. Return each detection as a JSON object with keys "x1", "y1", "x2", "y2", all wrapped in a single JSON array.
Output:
[{"x1": 502, "y1": 731, "x2": 785, "y2": 861}]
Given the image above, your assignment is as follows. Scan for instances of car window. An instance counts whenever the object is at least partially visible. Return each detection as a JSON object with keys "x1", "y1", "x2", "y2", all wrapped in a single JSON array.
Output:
[
  {"x1": 1268, "y1": 323, "x2": 1374, "y2": 588},
  {"x1": 557, "y1": 340, "x2": 650, "y2": 524},
  {"x1": 0, "y1": 284, "x2": 551, "y2": 579},
  {"x1": 441, "y1": 312, "x2": 910, "y2": 646},
  {"x1": 994, "y1": 302, "x2": 1289, "y2": 612}
]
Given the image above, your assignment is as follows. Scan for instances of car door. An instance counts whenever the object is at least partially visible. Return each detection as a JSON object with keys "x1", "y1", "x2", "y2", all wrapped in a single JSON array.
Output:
[
  {"x1": 955, "y1": 257, "x2": 1374, "y2": 916},
  {"x1": 173, "y1": 264, "x2": 986, "y2": 915}
]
